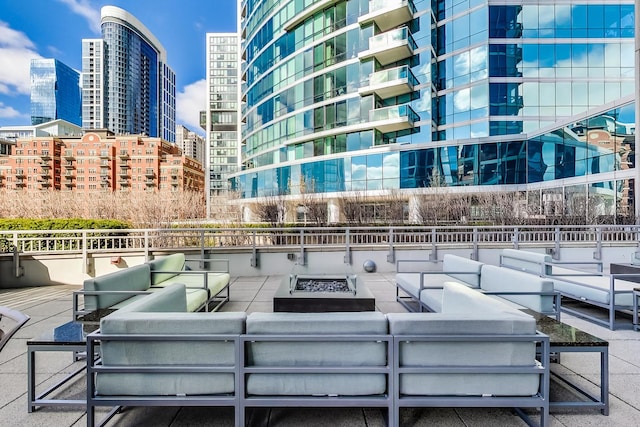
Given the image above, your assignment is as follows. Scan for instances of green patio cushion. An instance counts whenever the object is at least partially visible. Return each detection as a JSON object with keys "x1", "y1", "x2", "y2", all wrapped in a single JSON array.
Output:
[
  {"x1": 83, "y1": 263, "x2": 151, "y2": 311},
  {"x1": 111, "y1": 282, "x2": 187, "y2": 313},
  {"x1": 148, "y1": 253, "x2": 185, "y2": 285}
]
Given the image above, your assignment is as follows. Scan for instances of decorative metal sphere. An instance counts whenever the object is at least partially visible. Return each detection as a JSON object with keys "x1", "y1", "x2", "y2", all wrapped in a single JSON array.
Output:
[{"x1": 363, "y1": 259, "x2": 376, "y2": 273}]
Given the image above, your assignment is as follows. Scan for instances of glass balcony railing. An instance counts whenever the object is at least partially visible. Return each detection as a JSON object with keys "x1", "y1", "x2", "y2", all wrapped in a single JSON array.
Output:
[
  {"x1": 370, "y1": 104, "x2": 419, "y2": 133},
  {"x1": 361, "y1": 27, "x2": 416, "y2": 66},
  {"x1": 360, "y1": 65, "x2": 418, "y2": 98},
  {"x1": 360, "y1": 0, "x2": 416, "y2": 32},
  {"x1": 372, "y1": 65, "x2": 415, "y2": 85}
]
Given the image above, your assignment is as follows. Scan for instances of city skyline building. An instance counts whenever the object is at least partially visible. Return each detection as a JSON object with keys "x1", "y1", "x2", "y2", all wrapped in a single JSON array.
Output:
[
  {"x1": 30, "y1": 58, "x2": 81, "y2": 127},
  {"x1": 205, "y1": 32, "x2": 240, "y2": 216},
  {"x1": 82, "y1": 6, "x2": 176, "y2": 142},
  {"x1": 0, "y1": 130, "x2": 204, "y2": 193},
  {"x1": 176, "y1": 124, "x2": 205, "y2": 164},
  {"x1": 233, "y1": 0, "x2": 636, "y2": 223}
]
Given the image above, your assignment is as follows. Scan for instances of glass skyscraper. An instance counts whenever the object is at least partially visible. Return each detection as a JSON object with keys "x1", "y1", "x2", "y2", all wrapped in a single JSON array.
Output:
[
  {"x1": 30, "y1": 58, "x2": 81, "y2": 126},
  {"x1": 82, "y1": 6, "x2": 176, "y2": 142},
  {"x1": 205, "y1": 33, "x2": 240, "y2": 207},
  {"x1": 234, "y1": 0, "x2": 636, "y2": 222}
]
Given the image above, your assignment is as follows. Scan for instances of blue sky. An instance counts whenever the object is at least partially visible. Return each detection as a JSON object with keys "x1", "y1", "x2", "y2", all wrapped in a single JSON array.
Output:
[{"x1": 0, "y1": 0, "x2": 237, "y2": 133}]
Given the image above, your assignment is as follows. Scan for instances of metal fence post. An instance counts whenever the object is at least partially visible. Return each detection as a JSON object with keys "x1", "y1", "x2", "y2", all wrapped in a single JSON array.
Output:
[
  {"x1": 387, "y1": 228, "x2": 395, "y2": 263},
  {"x1": 429, "y1": 227, "x2": 437, "y2": 261},
  {"x1": 199, "y1": 230, "x2": 205, "y2": 269},
  {"x1": 250, "y1": 230, "x2": 258, "y2": 268},
  {"x1": 594, "y1": 227, "x2": 602, "y2": 260},
  {"x1": 344, "y1": 228, "x2": 352, "y2": 264},
  {"x1": 298, "y1": 229, "x2": 306, "y2": 266},
  {"x1": 472, "y1": 227, "x2": 479, "y2": 260}
]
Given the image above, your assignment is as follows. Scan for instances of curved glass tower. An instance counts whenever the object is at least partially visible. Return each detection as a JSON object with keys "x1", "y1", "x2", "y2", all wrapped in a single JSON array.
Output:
[
  {"x1": 82, "y1": 6, "x2": 176, "y2": 142},
  {"x1": 234, "y1": 0, "x2": 636, "y2": 222}
]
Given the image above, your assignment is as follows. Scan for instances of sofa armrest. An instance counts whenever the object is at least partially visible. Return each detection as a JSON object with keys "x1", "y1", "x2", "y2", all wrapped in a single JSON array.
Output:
[
  {"x1": 396, "y1": 259, "x2": 439, "y2": 273},
  {"x1": 481, "y1": 290, "x2": 562, "y2": 320}
]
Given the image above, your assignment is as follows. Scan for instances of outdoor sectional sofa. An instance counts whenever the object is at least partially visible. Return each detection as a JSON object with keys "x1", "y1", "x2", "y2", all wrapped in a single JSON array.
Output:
[
  {"x1": 499, "y1": 248, "x2": 638, "y2": 330},
  {"x1": 396, "y1": 254, "x2": 560, "y2": 319},
  {"x1": 86, "y1": 282, "x2": 550, "y2": 427},
  {"x1": 74, "y1": 252, "x2": 230, "y2": 317}
]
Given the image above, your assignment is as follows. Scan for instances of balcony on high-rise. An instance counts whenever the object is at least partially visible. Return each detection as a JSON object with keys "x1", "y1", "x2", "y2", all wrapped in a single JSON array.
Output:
[
  {"x1": 358, "y1": 0, "x2": 416, "y2": 32},
  {"x1": 359, "y1": 65, "x2": 417, "y2": 99},
  {"x1": 369, "y1": 104, "x2": 419, "y2": 133},
  {"x1": 358, "y1": 26, "x2": 416, "y2": 66}
]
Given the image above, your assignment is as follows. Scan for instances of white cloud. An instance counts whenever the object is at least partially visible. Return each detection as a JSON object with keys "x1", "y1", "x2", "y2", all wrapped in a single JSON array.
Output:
[
  {"x1": 176, "y1": 79, "x2": 207, "y2": 134},
  {"x1": 0, "y1": 21, "x2": 43, "y2": 96},
  {"x1": 57, "y1": 0, "x2": 101, "y2": 34},
  {"x1": 0, "y1": 101, "x2": 22, "y2": 119}
]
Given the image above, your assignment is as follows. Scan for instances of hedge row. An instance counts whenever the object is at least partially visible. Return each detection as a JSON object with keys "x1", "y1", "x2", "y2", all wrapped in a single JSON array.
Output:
[{"x1": 0, "y1": 218, "x2": 132, "y2": 231}]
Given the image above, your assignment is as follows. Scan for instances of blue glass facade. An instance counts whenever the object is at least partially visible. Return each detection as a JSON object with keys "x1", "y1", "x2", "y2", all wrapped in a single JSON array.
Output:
[
  {"x1": 234, "y1": 0, "x2": 635, "y2": 220},
  {"x1": 30, "y1": 59, "x2": 81, "y2": 126},
  {"x1": 89, "y1": 7, "x2": 176, "y2": 142}
]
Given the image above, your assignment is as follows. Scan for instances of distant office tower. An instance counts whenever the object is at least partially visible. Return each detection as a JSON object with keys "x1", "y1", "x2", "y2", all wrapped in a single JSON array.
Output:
[
  {"x1": 205, "y1": 33, "x2": 239, "y2": 210},
  {"x1": 234, "y1": 0, "x2": 636, "y2": 223},
  {"x1": 30, "y1": 59, "x2": 81, "y2": 126},
  {"x1": 82, "y1": 6, "x2": 176, "y2": 142}
]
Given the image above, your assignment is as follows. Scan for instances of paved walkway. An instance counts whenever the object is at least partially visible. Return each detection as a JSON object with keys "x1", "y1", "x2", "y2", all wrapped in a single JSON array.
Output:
[{"x1": 1, "y1": 273, "x2": 640, "y2": 426}]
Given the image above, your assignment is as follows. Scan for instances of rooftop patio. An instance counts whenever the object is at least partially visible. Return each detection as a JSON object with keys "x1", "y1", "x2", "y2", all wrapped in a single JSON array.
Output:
[{"x1": 1, "y1": 271, "x2": 640, "y2": 426}]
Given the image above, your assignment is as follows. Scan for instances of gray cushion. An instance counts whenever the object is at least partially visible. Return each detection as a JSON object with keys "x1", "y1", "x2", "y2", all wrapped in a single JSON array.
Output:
[
  {"x1": 246, "y1": 374, "x2": 386, "y2": 396},
  {"x1": 83, "y1": 264, "x2": 151, "y2": 311},
  {"x1": 245, "y1": 312, "x2": 388, "y2": 396},
  {"x1": 419, "y1": 288, "x2": 443, "y2": 312},
  {"x1": 148, "y1": 253, "x2": 185, "y2": 285},
  {"x1": 442, "y1": 254, "x2": 483, "y2": 288},
  {"x1": 97, "y1": 310, "x2": 246, "y2": 396},
  {"x1": 441, "y1": 281, "x2": 522, "y2": 315},
  {"x1": 112, "y1": 283, "x2": 187, "y2": 314},
  {"x1": 480, "y1": 265, "x2": 555, "y2": 313},
  {"x1": 387, "y1": 312, "x2": 539, "y2": 397},
  {"x1": 500, "y1": 249, "x2": 552, "y2": 275}
]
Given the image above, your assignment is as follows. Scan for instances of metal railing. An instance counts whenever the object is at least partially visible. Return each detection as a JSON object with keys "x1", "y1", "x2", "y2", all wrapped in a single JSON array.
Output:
[{"x1": 1, "y1": 225, "x2": 639, "y2": 256}]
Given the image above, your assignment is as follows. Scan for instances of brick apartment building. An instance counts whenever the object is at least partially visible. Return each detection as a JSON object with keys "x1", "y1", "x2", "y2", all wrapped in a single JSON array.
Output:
[{"x1": 0, "y1": 131, "x2": 204, "y2": 193}]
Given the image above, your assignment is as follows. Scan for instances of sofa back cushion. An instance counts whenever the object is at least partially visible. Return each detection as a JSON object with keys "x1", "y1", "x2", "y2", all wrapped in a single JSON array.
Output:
[
  {"x1": 97, "y1": 308, "x2": 245, "y2": 396},
  {"x1": 480, "y1": 264, "x2": 555, "y2": 313},
  {"x1": 441, "y1": 281, "x2": 520, "y2": 315},
  {"x1": 442, "y1": 254, "x2": 484, "y2": 288},
  {"x1": 387, "y1": 312, "x2": 539, "y2": 396},
  {"x1": 148, "y1": 253, "x2": 185, "y2": 285},
  {"x1": 113, "y1": 283, "x2": 188, "y2": 314},
  {"x1": 500, "y1": 249, "x2": 552, "y2": 276},
  {"x1": 245, "y1": 312, "x2": 388, "y2": 396},
  {"x1": 83, "y1": 263, "x2": 151, "y2": 311}
]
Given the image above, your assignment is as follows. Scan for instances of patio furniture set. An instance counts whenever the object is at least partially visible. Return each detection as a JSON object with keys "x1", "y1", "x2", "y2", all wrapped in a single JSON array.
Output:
[{"x1": 22, "y1": 248, "x2": 633, "y2": 426}]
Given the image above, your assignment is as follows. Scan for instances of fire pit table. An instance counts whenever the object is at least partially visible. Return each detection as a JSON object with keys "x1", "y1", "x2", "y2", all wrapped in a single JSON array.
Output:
[{"x1": 274, "y1": 271, "x2": 376, "y2": 312}]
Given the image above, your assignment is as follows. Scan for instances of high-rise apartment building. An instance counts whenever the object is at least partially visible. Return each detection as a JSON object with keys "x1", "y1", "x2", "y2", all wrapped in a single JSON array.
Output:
[
  {"x1": 30, "y1": 59, "x2": 81, "y2": 126},
  {"x1": 234, "y1": 0, "x2": 636, "y2": 222},
  {"x1": 176, "y1": 124, "x2": 205, "y2": 164},
  {"x1": 0, "y1": 130, "x2": 204, "y2": 193},
  {"x1": 205, "y1": 33, "x2": 239, "y2": 213},
  {"x1": 82, "y1": 6, "x2": 176, "y2": 142}
]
